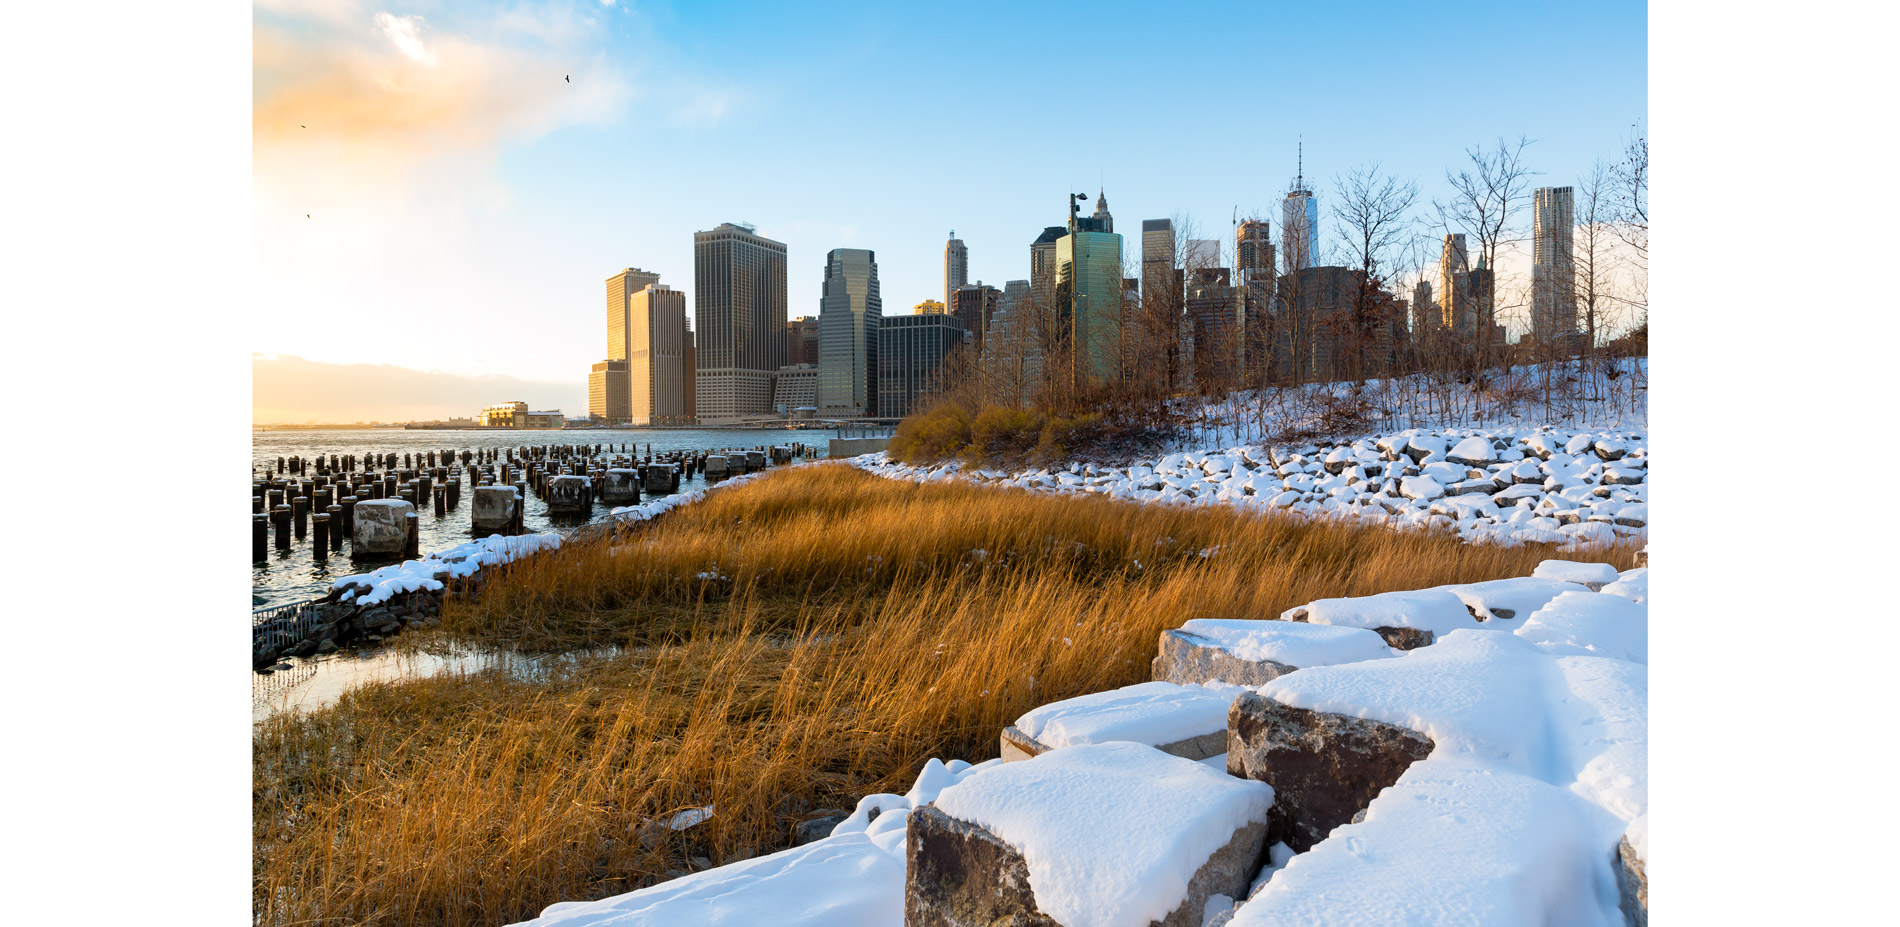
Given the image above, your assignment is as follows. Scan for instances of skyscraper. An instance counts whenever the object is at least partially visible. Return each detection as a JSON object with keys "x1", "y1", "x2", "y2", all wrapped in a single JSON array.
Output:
[
  {"x1": 1141, "y1": 218, "x2": 1177, "y2": 314},
  {"x1": 1412, "y1": 280, "x2": 1436, "y2": 333},
  {"x1": 1030, "y1": 226, "x2": 1067, "y2": 310},
  {"x1": 1185, "y1": 266, "x2": 1240, "y2": 386},
  {"x1": 1235, "y1": 221, "x2": 1275, "y2": 280},
  {"x1": 1532, "y1": 186, "x2": 1577, "y2": 342},
  {"x1": 1056, "y1": 191, "x2": 1125, "y2": 383},
  {"x1": 1282, "y1": 146, "x2": 1319, "y2": 271},
  {"x1": 606, "y1": 267, "x2": 663, "y2": 365},
  {"x1": 694, "y1": 223, "x2": 787, "y2": 423},
  {"x1": 817, "y1": 247, "x2": 881, "y2": 418},
  {"x1": 878, "y1": 313, "x2": 968, "y2": 419},
  {"x1": 588, "y1": 359, "x2": 629, "y2": 423},
  {"x1": 1438, "y1": 233, "x2": 1469, "y2": 334},
  {"x1": 786, "y1": 316, "x2": 820, "y2": 366},
  {"x1": 626, "y1": 284, "x2": 691, "y2": 425},
  {"x1": 950, "y1": 282, "x2": 1000, "y2": 354},
  {"x1": 914, "y1": 299, "x2": 946, "y2": 315},
  {"x1": 1183, "y1": 239, "x2": 1221, "y2": 270},
  {"x1": 944, "y1": 233, "x2": 967, "y2": 316}
]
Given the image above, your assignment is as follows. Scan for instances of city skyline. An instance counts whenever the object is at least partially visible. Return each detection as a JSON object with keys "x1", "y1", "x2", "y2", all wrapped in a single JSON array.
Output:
[{"x1": 252, "y1": 1, "x2": 1645, "y2": 420}]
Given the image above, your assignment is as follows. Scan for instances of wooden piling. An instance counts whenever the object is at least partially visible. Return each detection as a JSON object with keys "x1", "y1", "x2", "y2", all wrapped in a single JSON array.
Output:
[{"x1": 312, "y1": 514, "x2": 329, "y2": 560}]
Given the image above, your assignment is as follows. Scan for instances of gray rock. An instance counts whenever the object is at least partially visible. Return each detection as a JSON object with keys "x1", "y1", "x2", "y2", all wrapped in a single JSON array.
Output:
[
  {"x1": 1616, "y1": 835, "x2": 1647, "y2": 926},
  {"x1": 905, "y1": 803, "x2": 1265, "y2": 927},
  {"x1": 1151, "y1": 628, "x2": 1298, "y2": 688},
  {"x1": 1374, "y1": 627, "x2": 1434, "y2": 650},
  {"x1": 1227, "y1": 693, "x2": 1433, "y2": 852},
  {"x1": 794, "y1": 812, "x2": 848, "y2": 846}
]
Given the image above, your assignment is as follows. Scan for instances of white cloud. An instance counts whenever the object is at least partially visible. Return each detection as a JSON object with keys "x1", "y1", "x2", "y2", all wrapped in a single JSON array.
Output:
[{"x1": 374, "y1": 12, "x2": 436, "y2": 66}]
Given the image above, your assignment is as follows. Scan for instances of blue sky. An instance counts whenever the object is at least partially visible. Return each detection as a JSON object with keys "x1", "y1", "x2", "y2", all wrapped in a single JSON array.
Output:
[{"x1": 253, "y1": 0, "x2": 1646, "y2": 418}]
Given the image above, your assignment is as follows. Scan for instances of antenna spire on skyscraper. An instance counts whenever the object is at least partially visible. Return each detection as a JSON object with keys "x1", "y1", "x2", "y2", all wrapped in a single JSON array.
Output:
[{"x1": 1297, "y1": 135, "x2": 1304, "y2": 191}]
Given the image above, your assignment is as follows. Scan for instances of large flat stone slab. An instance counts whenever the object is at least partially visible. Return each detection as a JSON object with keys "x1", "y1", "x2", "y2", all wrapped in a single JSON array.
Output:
[
  {"x1": 911, "y1": 742, "x2": 1271, "y2": 927},
  {"x1": 1001, "y1": 681, "x2": 1245, "y2": 764},
  {"x1": 1153, "y1": 620, "x2": 1394, "y2": 686}
]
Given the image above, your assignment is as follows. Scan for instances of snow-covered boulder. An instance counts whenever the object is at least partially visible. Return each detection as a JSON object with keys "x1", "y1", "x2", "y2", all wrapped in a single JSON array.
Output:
[
  {"x1": 1153, "y1": 620, "x2": 1394, "y2": 687},
  {"x1": 1533, "y1": 559, "x2": 1621, "y2": 589},
  {"x1": 912, "y1": 742, "x2": 1272, "y2": 927},
  {"x1": 1446, "y1": 436, "x2": 1497, "y2": 466},
  {"x1": 1000, "y1": 681, "x2": 1246, "y2": 763}
]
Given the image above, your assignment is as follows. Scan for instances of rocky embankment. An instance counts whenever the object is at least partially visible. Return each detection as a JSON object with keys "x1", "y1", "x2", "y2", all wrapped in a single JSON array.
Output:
[
  {"x1": 857, "y1": 426, "x2": 1649, "y2": 550},
  {"x1": 508, "y1": 559, "x2": 1649, "y2": 927}
]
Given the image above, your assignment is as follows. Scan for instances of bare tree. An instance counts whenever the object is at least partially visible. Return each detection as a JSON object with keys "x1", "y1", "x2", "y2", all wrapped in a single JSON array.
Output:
[
  {"x1": 1434, "y1": 135, "x2": 1540, "y2": 369},
  {"x1": 1331, "y1": 162, "x2": 1419, "y2": 381},
  {"x1": 1610, "y1": 125, "x2": 1648, "y2": 320}
]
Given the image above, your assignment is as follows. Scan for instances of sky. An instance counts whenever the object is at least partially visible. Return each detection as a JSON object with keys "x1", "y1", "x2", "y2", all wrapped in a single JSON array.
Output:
[{"x1": 253, "y1": 0, "x2": 1647, "y2": 422}]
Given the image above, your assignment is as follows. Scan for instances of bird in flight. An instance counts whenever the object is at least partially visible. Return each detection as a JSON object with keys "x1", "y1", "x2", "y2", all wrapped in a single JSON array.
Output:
[
  {"x1": 301, "y1": 125, "x2": 306, "y2": 128},
  {"x1": 564, "y1": 75, "x2": 570, "y2": 82},
  {"x1": 306, "y1": 214, "x2": 311, "y2": 218}
]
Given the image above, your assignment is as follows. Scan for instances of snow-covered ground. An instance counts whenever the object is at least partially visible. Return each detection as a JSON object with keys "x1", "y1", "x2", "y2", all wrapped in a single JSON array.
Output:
[
  {"x1": 1168, "y1": 357, "x2": 1647, "y2": 453},
  {"x1": 510, "y1": 559, "x2": 1649, "y2": 927},
  {"x1": 854, "y1": 425, "x2": 1648, "y2": 551}
]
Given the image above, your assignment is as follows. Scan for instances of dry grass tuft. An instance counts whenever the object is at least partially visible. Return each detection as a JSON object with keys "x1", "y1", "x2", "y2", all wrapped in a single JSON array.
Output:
[{"x1": 254, "y1": 464, "x2": 1636, "y2": 926}]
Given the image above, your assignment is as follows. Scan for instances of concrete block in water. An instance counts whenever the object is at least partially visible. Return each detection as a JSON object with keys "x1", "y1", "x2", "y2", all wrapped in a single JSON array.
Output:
[
  {"x1": 643, "y1": 463, "x2": 679, "y2": 494},
  {"x1": 703, "y1": 455, "x2": 730, "y2": 478},
  {"x1": 351, "y1": 499, "x2": 414, "y2": 558},
  {"x1": 599, "y1": 468, "x2": 642, "y2": 505},
  {"x1": 546, "y1": 474, "x2": 591, "y2": 513},
  {"x1": 471, "y1": 486, "x2": 519, "y2": 536},
  {"x1": 746, "y1": 450, "x2": 767, "y2": 471}
]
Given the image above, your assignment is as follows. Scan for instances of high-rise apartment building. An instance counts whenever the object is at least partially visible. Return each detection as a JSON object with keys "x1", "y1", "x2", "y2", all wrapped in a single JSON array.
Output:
[
  {"x1": 944, "y1": 233, "x2": 968, "y2": 315},
  {"x1": 694, "y1": 222, "x2": 787, "y2": 422},
  {"x1": 914, "y1": 300, "x2": 946, "y2": 315},
  {"x1": 817, "y1": 247, "x2": 882, "y2": 418},
  {"x1": 786, "y1": 316, "x2": 820, "y2": 366},
  {"x1": 878, "y1": 313, "x2": 968, "y2": 419},
  {"x1": 588, "y1": 359, "x2": 630, "y2": 423},
  {"x1": 625, "y1": 284, "x2": 691, "y2": 425},
  {"x1": 950, "y1": 282, "x2": 1000, "y2": 354},
  {"x1": 1531, "y1": 186, "x2": 1577, "y2": 342},
  {"x1": 1056, "y1": 192, "x2": 1125, "y2": 383}
]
